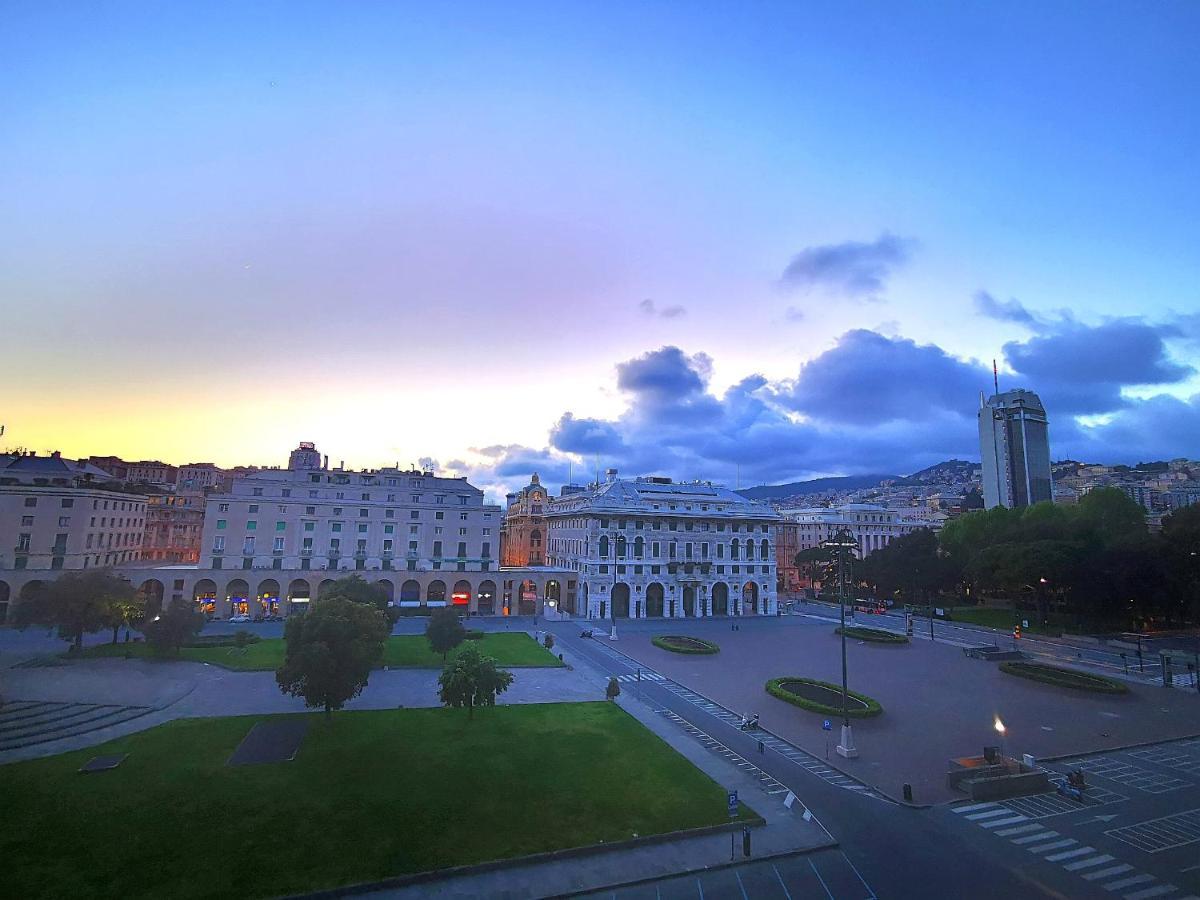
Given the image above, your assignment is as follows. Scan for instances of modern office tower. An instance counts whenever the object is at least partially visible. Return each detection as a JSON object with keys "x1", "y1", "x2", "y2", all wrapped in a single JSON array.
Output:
[{"x1": 978, "y1": 389, "x2": 1053, "y2": 509}]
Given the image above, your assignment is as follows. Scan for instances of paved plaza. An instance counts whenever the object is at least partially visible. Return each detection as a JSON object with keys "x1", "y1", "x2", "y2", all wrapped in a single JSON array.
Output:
[{"x1": 602, "y1": 614, "x2": 1200, "y2": 804}]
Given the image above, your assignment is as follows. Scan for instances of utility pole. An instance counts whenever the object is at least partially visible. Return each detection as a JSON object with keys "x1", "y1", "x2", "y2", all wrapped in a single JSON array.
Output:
[{"x1": 823, "y1": 528, "x2": 859, "y2": 759}]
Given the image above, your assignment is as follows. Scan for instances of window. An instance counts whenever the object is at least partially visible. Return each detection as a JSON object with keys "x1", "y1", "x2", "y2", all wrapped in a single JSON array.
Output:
[
  {"x1": 411, "y1": 495, "x2": 421, "y2": 502},
  {"x1": 482, "y1": 542, "x2": 491, "y2": 557},
  {"x1": 276, "y1": 521, "x2": 286, "y2": 531},
  {"x1": 434, "y1": 526, "x2": 443, "y2": 535},
  {"x1": 309, "y1": 490, "x2": 318, "y2": 498},
  {"x1": 242, "y1": 536, "x2": 255, "y2": 554},
  {"x1": 361, "y1": 493, "x2": 370, "y2": 501},
  {"x1": 435, "y1": 495, "x2": 445, "y2": 505},
  {"x1": 61, "y1": 498, "x2": 74, "y2": 508},
  {"x1": 302, "y1": 537, "x2": 313, "y2": 549},
  {"x1": 248, "y1": 504, "x2": 259, "y2": 513},
  {"x1": 246, "y1": 520, "x2": 258, "y2": 530},
  {"x1": 409, "y1": 525, "x2": 418, "y2": 534},
  {"x1": 359, "y1": 508, "x2": 368, "y2": 517},
  {"x1": 409, "y1": 540, "x2": 418, "y2": 551},
  {"x1": 17, "y1": 533, "x2": 31, "y2": 552},
  {"x1": 330, "y1": 538, "x2": 341, "y2": 552},
  {"x1": 21, "y1": 515, "x2": 33, "y2": 526},
  {"x1": 306, "y1": 506, "x2": 316, "y2": 515},
  {"x1": 385, "y1": 509, "x2": 394, "y2": 518},
  {"x1": 459, "y1": 496, "x2": 468, "y2": 505},
  {"x1": 435, "y1": 511, "x2": 444, "y2": 520},
  {"x1": 24, "y1": 498, "x2": 37, "y2": 507},
  {"x1": 358, "y1": 523, "x2": 368, "y2": 533},
  {"x1": 384, "y1": 524, "x2": 394, "y2": 534},
  {"x1": 282, "y1": 489, "x2": 291, "y2": 498},
  {"x1": 273, "y1": 537, "x2": 285, "y2": 552},
  {"x1": 458, "y1": 527, "x2": 467, "y2": 536},
  {"x1": 216, "y1": 519, "x2": 227, "y2": 530},
  {"x1": 303, "y1": 522, "x2": 314, "y2": 531},
  {"x1": 433, "y1": 541, "x2": 442, "y2": 557},
  {"x1": 333, "y1": 507, "x2": 343, "y2": 516},
  {"x1": 459, "y1": 512, "x2": 468, "y2": 521},
  {"x1": 483, "y1": 528, "x2": 491, "y2": 535},
  {"x1": 252, "y1": 487, "x2": 263, "y2": 496},
  {"x1": 332, "y1": 522, "x2": 343, "y2": 532},
  {"x1": 410, "y1": 510, "x2": 419, "y2": 519},
  {"x1": 457, "y1": 541, "x2": 467, "y2": 557}
]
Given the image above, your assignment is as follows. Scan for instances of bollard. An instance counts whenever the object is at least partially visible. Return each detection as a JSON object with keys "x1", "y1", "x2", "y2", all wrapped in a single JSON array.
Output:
[
  {"x1": 742, "y1": 825, "x2": 751, "y2": 858},
  {"x1": 902, "y1": 783, "x2": 913, "y2": 803}
]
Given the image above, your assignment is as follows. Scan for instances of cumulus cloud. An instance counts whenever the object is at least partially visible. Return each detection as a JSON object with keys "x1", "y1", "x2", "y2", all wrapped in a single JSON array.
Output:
[
  {"x1": 974, "y1": 290, "x2": 1039, "y2": 327},
  {"x1": 461, "y1": 322, "x2": 1199, "y2": 496},
  {"x1": 1003, "y1": 319, "x2": 1193, "y2": 414},
  {"x1": 780, "y1": 232, "x2": 915, "y2": 300},
  {"x1": 638, "y1": 298, "x2": 687, "y2": 318}
]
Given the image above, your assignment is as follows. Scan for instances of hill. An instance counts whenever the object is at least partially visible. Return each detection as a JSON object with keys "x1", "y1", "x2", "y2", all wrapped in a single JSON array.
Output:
[{"x1": 738, "y1": 473, "x2": 898, "y2": 502}]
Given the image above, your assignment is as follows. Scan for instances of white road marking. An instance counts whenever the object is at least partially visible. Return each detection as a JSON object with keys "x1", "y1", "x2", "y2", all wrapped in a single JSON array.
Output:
[
  {"x1": 1123, "y1": 885, "x2": 1179, "y2": 900},
  {"x1": 1012, "y1": 830, "x2": 1057, "y2": 845},
  {"x1": 996, "y1": 824, "x2": 1043, "y2": 837},
  {"x1": 1064, "y1": 855, "x2": 1116, "y2": 872},
  {"x1": 1028, "y1": 838, "x2": 1078, "y2": 854},
  {"x1": 981, "y1": 815, "x2": 1029, "y2": 829},
  {"x1": 1104, "y1": 874, "x2": 1155, "y2": 891},
  {"x1": 1083, "y1": 864, "x2": 1134, "y2": 881},
  {"x1": 1046, "y1": 846, "x2": 1095, "y2": 862}
]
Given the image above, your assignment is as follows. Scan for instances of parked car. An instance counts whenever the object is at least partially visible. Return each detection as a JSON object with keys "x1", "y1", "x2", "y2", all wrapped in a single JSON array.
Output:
[{"x1": 229, "y1": 614, "x2": 251, "y2": 624}]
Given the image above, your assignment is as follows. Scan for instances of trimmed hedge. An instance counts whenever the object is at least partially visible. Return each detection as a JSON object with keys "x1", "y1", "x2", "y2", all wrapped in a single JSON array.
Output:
[
  {"x1": 464, "y1": 630, "x2": 485, "y2": 640},
  {"x1": 999, "y1": 661, "x2": 1129, "y2": 694},
  {"x1": 765, "y1": 677, "x2": 883, "y2": 718},
  {"x1": 835, "y1": 626, "x2": 909, "y2": 644},
  {"x1": 185, "y1": 632, "x2": 261, "y2": 648},
  {"x1": 651, "y1": 635, "x2": 720, "y2": 655}
]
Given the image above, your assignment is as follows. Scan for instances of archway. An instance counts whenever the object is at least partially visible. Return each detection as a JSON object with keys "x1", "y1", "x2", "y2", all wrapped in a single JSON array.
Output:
[
  {"x1": 646, "y1": 582, "x2": 665, "y2": 617},
  {"x1": 0, "y1": 580, "x2": 9, "y2": 623},
  {"x1": 257, "y1": 578, "x2": 281, "y2": 618},
  {"x1": 544, "y1": 579, "x2": 561, "y2": 615},
  {"x1": 742, "y1": 582, "x2": 759, "y2": 615},
  {"x1": 427, "y1": 580, "x2": 447, "y2": 604},
  {"x1": 683, "y1": 585, "x2": 696, "y2": 617},
  {"x1": 226, "y1": 579, "x2": 250, "y2": 617},
  {"x1": 193, "y1": 578, "x2": 218, "y2": 616},
  {"x1": 376, "y1": 579, "x2": 394, "y2": 603},
  {"x1": 452, "y1": 580, "x2": 472, "y2": 609},
  {"x1": 137, "y1": 579, "x2": 165, "y2": 619},
  {"x1": 318, "y1": 579, "x2": 336, "y2": 598},
  {"x1": 287, "y1": 579, "x2": 311, "y2": 615},
  {"x1": 518, "y1": 579, "x2": 536, "y2": 616},
  {"x1": 712, "y1": 582, "x2": 729, "y2": 616},
  {"x1": 611, "y1": 583, "x2": 631, "y2": 618},
  {"x1": 400, "y1": 579, "x2": 420, "y2": 602},
  {"x1": 477, "y1": 579, "x2": 497, "y2": 614}
]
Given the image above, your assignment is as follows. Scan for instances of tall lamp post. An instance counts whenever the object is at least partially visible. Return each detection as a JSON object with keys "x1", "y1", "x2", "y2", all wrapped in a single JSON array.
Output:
[
  {"x1": 822, "y1": 528, "x2": 860, "y2": 759},
  {"x1": 609, "y1": 529, "x2": 620, "y2": 641}
]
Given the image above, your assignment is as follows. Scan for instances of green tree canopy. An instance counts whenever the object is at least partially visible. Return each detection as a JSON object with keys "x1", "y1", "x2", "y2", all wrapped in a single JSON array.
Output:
[
  {"x1": 437, "y1": 643, "x2": 514, "y2": 719},
  {"x1": 425, "y1": 607, "x2": 466, "y2": 661},
  {"x1": 276, "y1": 597, "x2": 390, "y2": 718},
  {"x1": 13, "y1": 570, "x2": 136, "y2": 652},
  {"x1": 142, "y1": 598, "x2": 205, "y2": 655}
]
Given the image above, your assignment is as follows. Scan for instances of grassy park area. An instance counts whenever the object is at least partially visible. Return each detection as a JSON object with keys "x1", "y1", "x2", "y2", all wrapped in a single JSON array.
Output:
[
  {"x1": 73, "y1": 632, "x2": 562, "y2": 671},
  {"x1": 0, "y1": 703, "x2": 753, "y2": 899}
]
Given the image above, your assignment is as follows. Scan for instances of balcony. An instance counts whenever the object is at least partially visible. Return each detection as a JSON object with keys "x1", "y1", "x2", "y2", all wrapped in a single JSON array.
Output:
[
  {"x1": 300, "y1": 548, "x2": 312, "y2": 557},
  {"x1": 354, "y1": 550, "x2": 368, "y2": 559}
]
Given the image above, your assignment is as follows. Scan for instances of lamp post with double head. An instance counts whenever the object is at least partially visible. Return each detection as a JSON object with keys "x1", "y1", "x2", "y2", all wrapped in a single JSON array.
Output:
[{"x1": 822, "y1": 528, "x2": 860, "y2": 759}]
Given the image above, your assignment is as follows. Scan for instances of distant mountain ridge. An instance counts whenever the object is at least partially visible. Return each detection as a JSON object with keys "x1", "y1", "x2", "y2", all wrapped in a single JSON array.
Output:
[{"x1": 737, "y1": 473, "x2": 899, "y2": 502}]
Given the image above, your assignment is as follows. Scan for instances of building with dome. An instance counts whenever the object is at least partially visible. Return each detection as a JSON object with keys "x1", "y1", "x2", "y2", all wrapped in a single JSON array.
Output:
[{"x1": 500, "y1": 473, "x2": 549, "y2": 566}]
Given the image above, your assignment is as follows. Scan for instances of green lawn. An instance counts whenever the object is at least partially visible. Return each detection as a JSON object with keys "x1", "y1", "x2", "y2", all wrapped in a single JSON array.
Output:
[
  {"x1": 0, "y1": 703, "x2": 755, "y2": 899},
  {"x1": 936, "y1": 607, "x2": 1123, "y2": 637},
  {"x1": 73, "y1": 632, "x2": 562, "y2": 671}
]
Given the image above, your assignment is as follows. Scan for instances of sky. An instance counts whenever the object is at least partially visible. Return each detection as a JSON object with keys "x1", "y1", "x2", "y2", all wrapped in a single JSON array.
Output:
[{"x1": 2, "y1": 1, "x2": 1198, "y2": 500}]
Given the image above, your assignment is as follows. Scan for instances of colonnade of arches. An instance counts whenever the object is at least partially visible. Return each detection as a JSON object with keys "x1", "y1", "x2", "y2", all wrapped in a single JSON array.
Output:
[{"x1": 590, "y1": 580, "x2": 768, "y2": 619}]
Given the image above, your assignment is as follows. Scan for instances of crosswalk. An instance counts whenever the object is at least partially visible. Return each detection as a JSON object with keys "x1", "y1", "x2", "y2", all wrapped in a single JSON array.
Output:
[
  {"x1": 612, "y1": 672, "x2": 665, "y2": 683},
  {"x1": 950, "y1": 801, "x2": 1198, "y2": 900}
]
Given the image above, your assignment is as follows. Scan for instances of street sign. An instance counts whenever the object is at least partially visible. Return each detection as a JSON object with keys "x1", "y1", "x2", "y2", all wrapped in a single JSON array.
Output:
[
  {"x1": 727, "y1": 790, "x2": 738, "y2": 819},
  {"x1": 1022, "y1": 619, "x2": 1029, "y2": 629},
  {"x1": 822, "y1": 719, "x2": 832, "y2": 731}
]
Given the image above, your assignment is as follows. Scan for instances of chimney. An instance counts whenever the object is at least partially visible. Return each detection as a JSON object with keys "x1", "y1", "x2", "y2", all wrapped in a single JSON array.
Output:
[
  {"x1": 323, "y1": 454, "x2": 329, "y2": 469},
  {"x1": 51, "y1": 450, "x2": 61, "y2": 459},
  {"x1": 605, "y1": 467, "x2": 618, "y2": 483}
]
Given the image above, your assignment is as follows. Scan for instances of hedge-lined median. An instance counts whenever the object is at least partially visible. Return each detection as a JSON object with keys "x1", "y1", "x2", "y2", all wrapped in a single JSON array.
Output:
[
  {"x1": 999, "y1": 661, "x2": 1128, "y2": 694},
  {"x1": 651, "y1": 635, "x2": 720, "y2": 655},
  {"x1": 835, "y1": 626, "x2": 908, "y2": 644},
  {"x1": 765, "y1": 677, "x2": 883, "y2": 717}
]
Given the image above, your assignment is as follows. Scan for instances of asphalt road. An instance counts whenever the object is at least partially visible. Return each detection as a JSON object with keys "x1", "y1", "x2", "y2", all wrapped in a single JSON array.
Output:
[{"x1": 550, "y1": 620, "x2": 1108, "y2": 900}]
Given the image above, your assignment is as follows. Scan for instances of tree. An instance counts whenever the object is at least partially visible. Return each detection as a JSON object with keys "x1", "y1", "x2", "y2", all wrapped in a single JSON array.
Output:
[
  {"x1": 276, "y1": 597, "x2": 390, "y2": 718},
  {"x1": 317, "y1": 574, "x2": 397, "y2": 624},
  {"x1": 142, "y1": 598, "x2": 205, "y2": 655},
  {"x1": 13, "y1": 570, "x2": 136, "y2": 652},
  {"x1": 437, "y1": 643, "x2": 514, "y2": 719},
  {"x1": 606, "y1": 676, "x2": 621, "y2": 701},
  {"x1": 107, "y1": 591, "x2": 146, "y2": 645},
  {"x1": 1162, "y1": 504, "x2": 1200, "y2": 625},
  {"x1": 426, "y1": 607, "x2": 466, "y2": 661}
]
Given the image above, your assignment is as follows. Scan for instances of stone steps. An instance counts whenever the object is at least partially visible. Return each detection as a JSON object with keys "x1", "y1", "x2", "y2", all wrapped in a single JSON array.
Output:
[{"x1": 0, "y1": 701, "x2": 155, "y2": 752}]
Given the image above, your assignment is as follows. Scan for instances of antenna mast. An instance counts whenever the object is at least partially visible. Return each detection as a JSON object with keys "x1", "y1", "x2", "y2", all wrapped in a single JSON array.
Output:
[{"x1": 992, "y1": 359, "x2": 999, "y2": 395}]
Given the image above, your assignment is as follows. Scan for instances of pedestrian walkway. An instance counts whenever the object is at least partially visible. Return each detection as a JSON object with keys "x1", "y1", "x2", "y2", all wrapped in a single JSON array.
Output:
[
  {"x1": 949, "y1": 801, "x2": 1199, "y2": 900},
  {"x1": 0, "y1": 700, "x2": 155, "y2": 752}
]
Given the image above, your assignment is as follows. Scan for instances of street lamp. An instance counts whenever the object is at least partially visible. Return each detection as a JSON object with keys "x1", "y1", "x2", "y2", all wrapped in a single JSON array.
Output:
[
  {"x1": 994, "y1": 715, "x2": 1007, "y2": 761},
  {"x1": 821, "y1": 528, "x2": 860, "y2": 759}
]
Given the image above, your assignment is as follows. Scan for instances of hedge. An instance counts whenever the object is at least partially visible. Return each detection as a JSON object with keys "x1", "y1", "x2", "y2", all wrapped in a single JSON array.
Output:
[
  {"x1": 835, "y1": 626, "x2": 909, "y2": 644},
  {"x1": 765, "y1": 677, "x2": 883, "y2": 717},
  {"x1": 651, "y1": 635, "x2": 720, "y2": 655},
  {"x1": 999, "y1": 661, "x2": 1129, "y2": 694},
  {"x1": 185, "y1": 632, "x2": 261, "y2": 648}
]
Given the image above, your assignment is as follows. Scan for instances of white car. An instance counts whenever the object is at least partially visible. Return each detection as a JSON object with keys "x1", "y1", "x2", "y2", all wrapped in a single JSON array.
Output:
[{"x1": 229, "y1": 614, "x2": 252, "y2": 623}]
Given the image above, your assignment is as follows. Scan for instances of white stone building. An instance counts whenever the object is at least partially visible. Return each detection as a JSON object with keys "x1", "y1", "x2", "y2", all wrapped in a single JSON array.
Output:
[
  {"x1": 0, "y1": 452, "x2": 147, "y2": 572},
  {"x1": 545, "y1": 472, "x2": 781, "y2": 619},
  {"x1": 779, "y1": 503, "x2": 929, "y2": 558}
]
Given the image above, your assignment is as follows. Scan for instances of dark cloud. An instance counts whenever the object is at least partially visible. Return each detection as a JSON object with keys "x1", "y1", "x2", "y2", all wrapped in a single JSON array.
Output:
[
  {"x1": 1054, "y1": 393, "x2": 1200, "y2": 462},
  {"x1": 974, "y1": 290, "x2": 1038, "y2": 326},
  {"x1": 780, "y1": 232, "x2": 914, "y2": 300},
  {"x1": 775, "y1": 329, "x2": 989, "y2": 425},
  {"x1": 549, "y1": 413, "x2": 626, "y2": 456},
  {"x1": 1003, "y1": 319, "x2": 1192, "y2": 414},
  {"x1": 638, "y1": 298, "x2": 687, "y2": 318}
]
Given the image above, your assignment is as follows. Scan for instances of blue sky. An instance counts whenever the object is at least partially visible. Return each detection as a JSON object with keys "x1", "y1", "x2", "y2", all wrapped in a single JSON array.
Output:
[{"x1": 2, "y1": 1, "x2": 1197, "y2": 494}]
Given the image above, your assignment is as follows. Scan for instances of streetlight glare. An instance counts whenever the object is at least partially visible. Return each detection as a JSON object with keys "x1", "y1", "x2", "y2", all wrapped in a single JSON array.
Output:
[{"x1": 994, "y1": 716, "x2": 1006, "y2": 735}]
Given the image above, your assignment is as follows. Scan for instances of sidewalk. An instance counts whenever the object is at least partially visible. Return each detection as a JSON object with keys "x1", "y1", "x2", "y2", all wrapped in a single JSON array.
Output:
[{"x1": 353, "y1": 637, "x2": 835, "y2": 899}]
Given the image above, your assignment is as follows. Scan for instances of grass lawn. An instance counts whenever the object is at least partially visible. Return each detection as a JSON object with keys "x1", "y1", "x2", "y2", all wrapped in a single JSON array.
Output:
[
  {"x1": 939, "y1": 607, "x2": 1122, "y2": 637},
  {"x1": 0, "y1": 703, "x2": 755, "y2": 899},
  {"x1": 73, "y1": 632, "x2": 562, "y2": 671}
]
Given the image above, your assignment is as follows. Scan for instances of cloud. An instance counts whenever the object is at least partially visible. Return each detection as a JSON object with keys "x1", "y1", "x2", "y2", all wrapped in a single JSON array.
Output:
[
  {"x1": 784, "y1": 306, "x2": 805, "y2": 322},
  {"x1": 974, "y1": 290, "x2": 1038, "y2": 327},
  {"x1": 780, "y1": 232, "x2": 915, "y2": 300},
  {"x1": 638, "y1": 298, "x2": 687, "y2": 319},
  {"x1": 1003, "y1": 319, "x2": 1193, "y2": 414},
  {"x1": 775, "y1": 329, "x2": 989, "y2": 425}
]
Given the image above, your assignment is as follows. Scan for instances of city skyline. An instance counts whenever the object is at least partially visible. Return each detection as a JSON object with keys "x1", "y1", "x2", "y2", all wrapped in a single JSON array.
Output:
[{"x1": 4, "y1": 2, "x2": 1198, "y2": 496}]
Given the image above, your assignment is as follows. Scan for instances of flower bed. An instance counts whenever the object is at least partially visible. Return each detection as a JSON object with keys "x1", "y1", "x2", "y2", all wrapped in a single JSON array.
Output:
[
  {"x1": 835, "y1": 626, "x2": 908, "y2": 644},
  {"x1": 651, "y1": 635, "x2": 720, "y2": 655},
  {"x1": 765, "y1": 677, "x2": 883, "y2": 717},
  {"x1": 999, "y1": 662, "x2": 1128, "y2": 694}
]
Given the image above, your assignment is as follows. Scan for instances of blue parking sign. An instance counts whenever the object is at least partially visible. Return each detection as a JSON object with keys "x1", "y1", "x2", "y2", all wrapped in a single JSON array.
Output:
[
  {"x1": 727, "y1": 790, "x2": 738, "y2": 818},
  {"x1": 822, "y1": 719, "x2": 832, "y2": 731}
]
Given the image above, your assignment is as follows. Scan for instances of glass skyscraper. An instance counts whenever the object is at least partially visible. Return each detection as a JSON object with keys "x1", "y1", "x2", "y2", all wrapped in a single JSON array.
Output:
[{"x1": 978, "y1": 389, "x2": 1053, "y2": 509}]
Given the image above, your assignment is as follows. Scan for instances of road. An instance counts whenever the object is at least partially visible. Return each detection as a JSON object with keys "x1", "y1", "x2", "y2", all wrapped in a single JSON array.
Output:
[{"x1": 549, "y1": 620, "x2": 1115, "y2": 899}]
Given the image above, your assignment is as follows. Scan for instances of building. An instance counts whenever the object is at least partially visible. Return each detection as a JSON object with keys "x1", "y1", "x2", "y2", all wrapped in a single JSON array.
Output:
[
  {"x1": 177, "y1": 463, "x2": 227, "y2": 492},
  {"x1": 141, "y1": 491, "x2": 205, "y2": 563},
  {"x1": 287, "y1": 442, "x2": 323, "y2": 471},
  {"x1": 125, "y1": 460, "x2": 178, "y2": 486},
  {"x1": 500, "y1": 473, "x2": 550, "y2": 566},
  {"x1": 544, "y1": 471, "x2": 782, "y2": 619},
  {"x1": 0, "y1": 452, "x2": 146, "y2": 572},
  {"x1": 775, "y1": 503, "x2": 931, "y2": 591},
  {"x1": 978, "y1": 388, "x2": 1053, "y2": 509}
]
